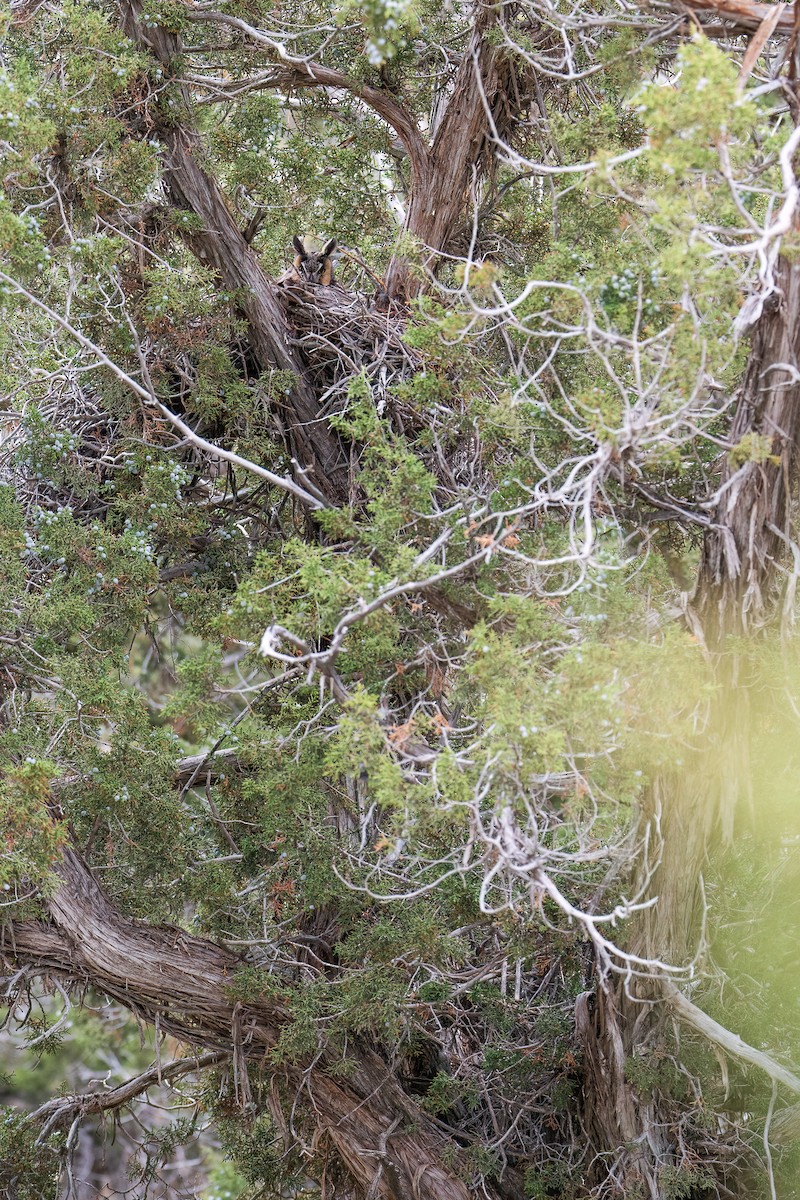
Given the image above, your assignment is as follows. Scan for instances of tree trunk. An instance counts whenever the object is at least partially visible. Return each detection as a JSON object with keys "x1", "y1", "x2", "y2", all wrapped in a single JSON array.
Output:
[
  {"x1": 695, "y1": 258, "x2": 800, "y2": 643},
  {"x1": 577, "y1": 987, "x2": 673, "y2": 1198},
  {"x1": 118, "y1": 0, "x2": 351, "y2": 505},
  {"x1": 3, "y1": 846, "x2": 523, "y2": 1200},
  {"x1": 384, "y1": 1, "x2": 520, "y2": 298},
  {"x1": 580, "y1": 252, "x2": 800, "y2": 1194}
]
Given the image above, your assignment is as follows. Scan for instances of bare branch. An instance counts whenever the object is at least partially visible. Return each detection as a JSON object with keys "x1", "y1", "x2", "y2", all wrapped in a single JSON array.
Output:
[
  {"x1": 0, "y1": 271, "x2": 329, "y2": 511},
  {"x1": 663, "y1": 980, "x2": 800, "y2": 1094},
  {"x1": 29, "y1": 1051, "x2": 228, "y2": 1129}
]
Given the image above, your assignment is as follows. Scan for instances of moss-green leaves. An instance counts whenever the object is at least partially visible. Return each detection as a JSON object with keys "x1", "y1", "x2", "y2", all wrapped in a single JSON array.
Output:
[{"x1": 0, "y1": 759, "x2": 65, "y2": 899}]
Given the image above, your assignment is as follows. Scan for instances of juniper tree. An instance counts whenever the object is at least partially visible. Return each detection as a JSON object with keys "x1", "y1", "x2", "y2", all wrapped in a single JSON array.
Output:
[{"x1": 3, "y1": 0, "x2": 800, "y2": 1197}]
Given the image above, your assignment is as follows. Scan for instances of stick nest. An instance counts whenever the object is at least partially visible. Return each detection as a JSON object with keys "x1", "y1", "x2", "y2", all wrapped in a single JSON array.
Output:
[{"x1": 278, "y1": 281, "x2": 422, "y2": 429}]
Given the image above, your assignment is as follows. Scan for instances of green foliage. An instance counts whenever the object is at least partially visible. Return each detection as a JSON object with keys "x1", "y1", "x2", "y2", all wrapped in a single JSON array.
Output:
[
  {"x1": 1, "y1": 0, "x2": 796, "y2": 1195},
  {"x1": 201, "y1": 1157, "x2": 248, "y2": 1200},
  {"x1": 338, "y1": 0, "x2": 417, "y2": 65},
  {"x1": 0, "y1": 1110, "x2": 61, "y2": 1200},
  {"x1": 624, "y1": 1053, "x2": 684, "y2": 1100},
  {"x1": 524, "y1": 1159, "x2": 582, "y2": 1200},
  {"x1": 214, "y1": 1113, "x2": 285, "y2": 1188},
  {"x1": 0, "y1": 199, "x2": 50, "y2": 284},
  {"x1": 328, "y1": 380, "x2": 438, "y2": 551},
  {"x1": 0, "y1": 485, "x2": 26, "y2": 605},
  {"x1": 0, "y1": 61, "x2": 56, "y2": 185},
  {"x1": 340, "y1": 905, "x2": 468, "y2": 968},
  {"x1": 658, "y1": 1164, "x2": 717, "y2": 1198},
  {"x1": 639, "y1": 36, "x2": 754, "y2": 180},
  {"x1": 728, "y1": 431, "x2": 780, "y2": 468},
  {"x1": 420, "y1": 1070, "x2": 479, "y2": 1115},
  {"x1": 0, "y1": 760, "x2": 66, "y2": 897}
]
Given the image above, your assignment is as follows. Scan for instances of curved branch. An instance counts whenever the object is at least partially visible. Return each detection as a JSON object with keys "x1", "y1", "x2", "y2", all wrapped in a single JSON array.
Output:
[
  {"x1": 184, "y1": 10, "x2": 432, "y2": 194},
  {"x1": 3, "y1": 846, "x2": 512, "y2": 1200},
  {"x1": 29, "y1": 1051, "x2": 228, "y2": 1129},
  {"x1": 663, "y1": 981, "x2": 800, "y2": 1094}
]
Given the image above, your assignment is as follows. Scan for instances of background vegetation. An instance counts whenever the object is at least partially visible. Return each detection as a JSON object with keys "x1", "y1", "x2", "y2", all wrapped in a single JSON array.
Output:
[{"x1": 3, "y1": 0, "x2": 800, "y2": 1196}]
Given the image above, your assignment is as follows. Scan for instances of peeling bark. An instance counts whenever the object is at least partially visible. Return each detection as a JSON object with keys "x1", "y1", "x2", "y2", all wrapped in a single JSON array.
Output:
[
  {"x1": 118, "y1": 0, "x2": 350, "y2": 504},
  {"x1": 695, "y1": 256, "x2": 800, "y2": 642},
  {"x1": 385, "y1": 2, "x2": 512, "y2": 297},
  {"x1": 682, "y1": 0, "x2": 793, "y2": 33},
  {"x1": 3, "y1": 847, "x2": 522, "y2": 1200},
  {"x1": 576, "y1": 989, "x2": 672, "y2": 1199}
]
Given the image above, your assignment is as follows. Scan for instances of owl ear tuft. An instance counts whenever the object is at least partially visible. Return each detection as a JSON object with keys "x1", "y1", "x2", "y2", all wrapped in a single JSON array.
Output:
[{"x1": 292, "y1": 235, "x2": 307, "y2": 258}]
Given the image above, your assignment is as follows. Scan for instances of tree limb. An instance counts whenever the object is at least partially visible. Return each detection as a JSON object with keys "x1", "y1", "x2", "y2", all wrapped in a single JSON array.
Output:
[
  {"x1": 117, "y1": 0, "x2": 351, "y2": 503},
  {"x1": 2, "y1": 846, "x2": 517, "y2": 1200},
  {"x1": 680, "y1": 0, "x2": 793, "y2": 33},
  {"x1": 29, "y1": 1051, "x2": 228, "y2": 1129},
  {"x1": 0, "y1": 271, "x2": 328, "y2": 512},
  {"x1": 183, "y1": 10, "x2": 432, "y2": 195},
  {"x1": 662, "y1": 980, "x2": 800, "y2": 1094}
]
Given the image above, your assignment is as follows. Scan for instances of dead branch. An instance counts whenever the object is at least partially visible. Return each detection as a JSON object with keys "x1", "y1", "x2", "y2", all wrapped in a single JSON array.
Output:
[
  {"x1": 663, "y1": 980, "x2": 800, "y2": 1094},
  {"x1": 28, "y1": 1050, "x2": 228, "y2": 1130}
]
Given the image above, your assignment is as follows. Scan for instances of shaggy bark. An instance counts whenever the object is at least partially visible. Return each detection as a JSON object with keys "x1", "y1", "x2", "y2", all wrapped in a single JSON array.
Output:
[
  {"x1": 684, "y1": 0, "x2": 794, "y2": 33},
  {"x1": 580, "y1": 254, "x2": 800, "y2": 1195},
  {"x1": 576, "y1": 989, "x2": 673, "y2": 1198},
  {"x1": 385, "y1": 1, "x2": 516, "y2": 297},
  {"x1": 695, "y1": 256, "x2": 800, "y2": 642},
  {"x1": 118, "y1": 0, "x2": 350, "y2": 504},
  {"x1": 3, "y1": 845, "x2": 524, "y2": 1200}
]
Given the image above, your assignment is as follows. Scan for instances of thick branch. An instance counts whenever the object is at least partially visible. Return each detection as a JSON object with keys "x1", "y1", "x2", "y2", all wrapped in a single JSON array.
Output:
[
  {"x1": 30, "y1": 1051, "x2": 228, "y2": 1127},
  {"x1": 117, "y1": 0, "x2": 350, "y2": 503},
  {"x1": 663, "y1": 981, "x2": 800, "y2": 1094},
  {"x1": 681, "y1": 0, "x2": 793, "y2": 33},
  {"x1": 3, "y1": 847, "x2": 515, "y2": 1200},
  {"x1": 0, "y1": 271, "x2": 329, "y2": 512},
  {"x1": 385, "y1": 1, "x2": 508, "y2": 295}
]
